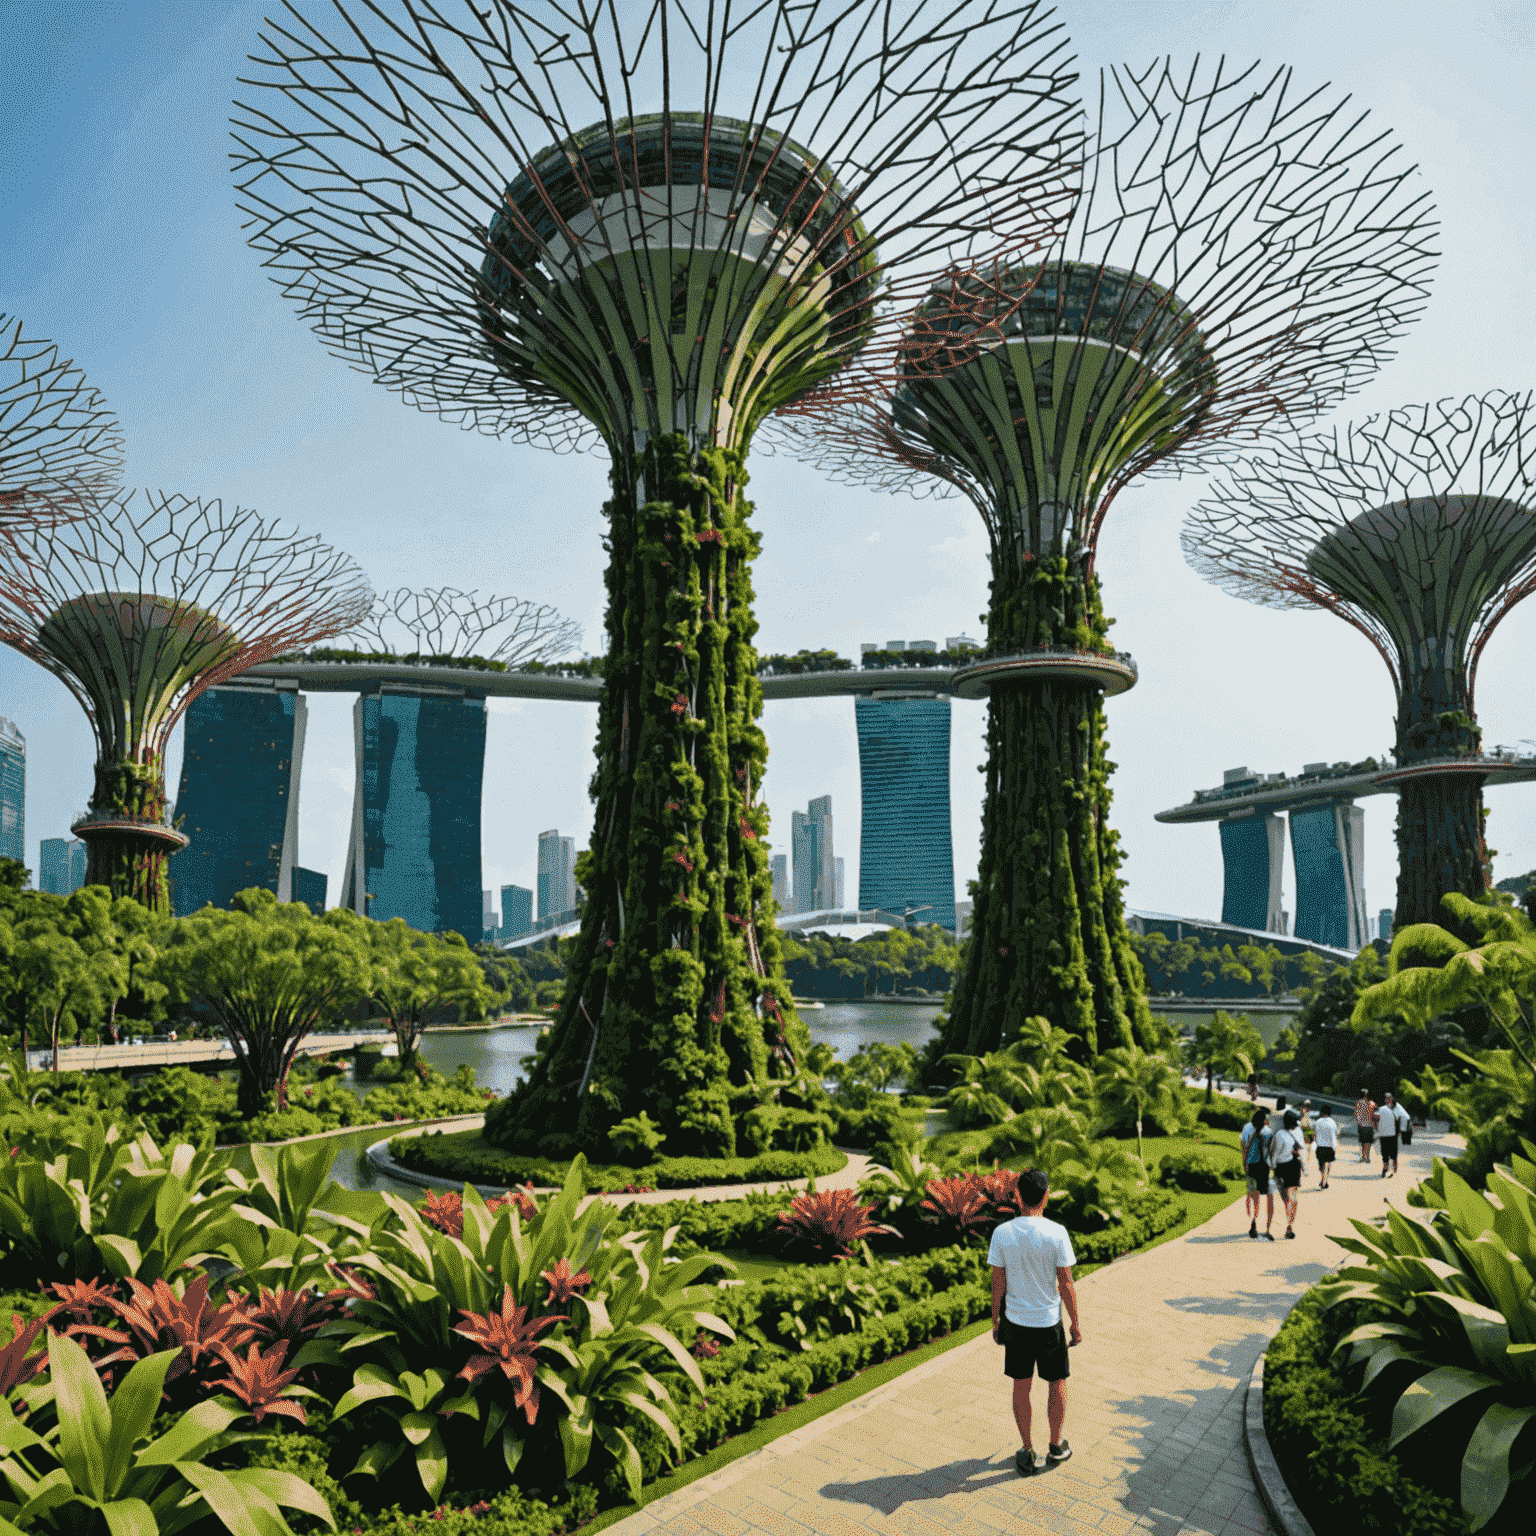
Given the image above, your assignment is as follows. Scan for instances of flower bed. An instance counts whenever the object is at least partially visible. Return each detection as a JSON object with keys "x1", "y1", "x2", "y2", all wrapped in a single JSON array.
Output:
[{"x1": 389, "y1": 1127, "x2": 847, "y2": 1190}]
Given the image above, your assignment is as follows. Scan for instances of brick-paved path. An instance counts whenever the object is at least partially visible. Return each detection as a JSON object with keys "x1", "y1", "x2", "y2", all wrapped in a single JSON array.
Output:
[{"x1": 611, "y1": 1123, "x2": 1452, "y2": 1536}]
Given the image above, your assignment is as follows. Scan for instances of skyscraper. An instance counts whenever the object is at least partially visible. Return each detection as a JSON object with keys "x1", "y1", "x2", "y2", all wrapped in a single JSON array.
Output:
[
  {"x1": 342, "y1": 684, "x2": 486, "y2": 937},
  {"x1": 1290, "y1": 801, "x2": 1368, "y2": 950},
  {"x1": 537, "y1": 830, "x2": 576, "y2": 922},
  {"x1": 292, "y1": 866, "x2": 327, "y2": 915},
  {"x1": 482, "y1": 889, "x2": 498, "y2": 939},
  {"x1": 501, "y1": 883, "x2": 533, "y2": 941},
  {"x1": 771, "y1": 854, "x2": 788, "y2": 908},
  {"x1": 791, "y1": 796, "x2": 837, "y2": 914},
  {"x1": 855, "y1": 696, "x2": 956, "y2": 931},
  {"x1": 0, "y1": 717, "x2": 22, "y2": 867},
  {"x1": 1217, "y1": 803, "x2": 1286, "y2": 933},
  {"x1": 39, "y1": 837, "x2": 86, "y2": 896},
  {"x1": 171, "y1": 679, "x2": 307, "y2": 915}
]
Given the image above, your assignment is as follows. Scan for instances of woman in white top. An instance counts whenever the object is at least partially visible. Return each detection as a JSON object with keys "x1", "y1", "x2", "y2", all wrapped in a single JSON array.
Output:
[
  {"x1": 1269, "y1": 1109, "x2": 1304, "y2": 1238},
  {"x1": 1312, "y1": 1109, "x2": 1338, "y2": 1188}
]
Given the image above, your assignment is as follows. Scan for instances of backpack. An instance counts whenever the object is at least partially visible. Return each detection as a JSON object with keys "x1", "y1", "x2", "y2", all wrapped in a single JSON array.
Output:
[{"x1": 1245, "y1": 1126, "x2": 1268, "y2": 1166}]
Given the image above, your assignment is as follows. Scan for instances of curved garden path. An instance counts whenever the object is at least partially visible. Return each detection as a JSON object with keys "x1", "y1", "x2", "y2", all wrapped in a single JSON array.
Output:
[{"x1": 609, "y1": 1123, "x2": 1456, "y2": 1536}]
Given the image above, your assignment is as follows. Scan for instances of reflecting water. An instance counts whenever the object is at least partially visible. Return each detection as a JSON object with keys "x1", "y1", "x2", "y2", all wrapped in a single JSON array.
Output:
[{"x1": 303, "y1": 1002, "x2": 945, "y2": 1194}]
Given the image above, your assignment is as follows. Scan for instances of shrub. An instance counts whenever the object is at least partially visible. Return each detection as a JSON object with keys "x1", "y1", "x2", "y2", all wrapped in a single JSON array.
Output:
[
  {"x1": 1195, "y1": 1092, "x2": 1253, "y2": 1132},
  {"x1": 1158, "y1": 1146, "x2": 1240, "y2": 1192},
  {"x1": 608, "y1": 1111, "x2": 666, "y2": 1164},
  {"x1": 1265, "y1": 1287, "x2": 1468, "y2": 1536}
]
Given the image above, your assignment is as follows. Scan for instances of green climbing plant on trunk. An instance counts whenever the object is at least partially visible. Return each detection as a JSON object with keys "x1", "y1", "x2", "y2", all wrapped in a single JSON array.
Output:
[
  {"x1": 501, "y1": 437, "x2": 804, "y2": 1159},
  {"x1": 936, "y1": 558, "x2": 1150, "y2": 1069}
]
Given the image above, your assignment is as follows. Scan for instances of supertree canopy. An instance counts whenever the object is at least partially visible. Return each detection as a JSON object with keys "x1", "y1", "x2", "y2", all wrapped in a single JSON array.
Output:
[
  {"x1": 231, "y1": 0, "x2": 1082, "y2": 1158},
  {"x1": 1184, "y1": 392, "x2": 1536, "y2": 928},
  {"x1": 0, "y1": 492, "x2": 371, "y2": 912},
  {"x1": 347, "y1": 586, "x2": 582, "y2": 666},
  {"x1": 0, "y1": 314, "x2": 124, "y2": 526},
  {"x1": 790, "y1": 58, "x2": 1439, "y2": 1062}
]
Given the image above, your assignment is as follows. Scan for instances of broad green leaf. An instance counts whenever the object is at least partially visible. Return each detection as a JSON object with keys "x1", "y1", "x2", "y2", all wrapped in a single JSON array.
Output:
[
  {"x1": 557, "y1": 1400, "x2": 593, "y2": 1478},
  {"x1": 619, "y1": 1390, "x2": 681, "y2": 1458},
  {"x1": 634, "y1": 1323, "x2": 705, "y2": 1394},
  {"x1": 334, "y1": 1367, "x2": 407, "y2": 1419},
  {"x1": 227, "y1": 1469, "x2": 335, "y2": 1529},
  {"x1": 14, "y1": 1468, "x2": 77, "y2": 1523},
  {"x1": 100, "y1": 1497, "x2": 158, "y2": 1536},
  {"x1": 1361, "y1": 1340, "x2": 1426, "y2": 1392},
  {"x1": 1462, "y1": 1402, "x2": 1536, "y2": 1531},
  {"x1": 345, "y1": 1443, "x2": 401, "y2": 1482},
  {"x1": 103, "y1": 1353, "x2": 176, "y2": 1496},
  {"x1": 138, "y1": 1399, "x2": 242, "y2": 1467},
  {"x1": 399, "y1": 1413, "x2": 435, "y2": 1447},
  {"x1": 49, "y1": 1333, "x2": 111, "y2": 1502},
  {"x1": 412, "y1": 1426, "x2": 447, "y2": 1502},
  {"x1": 94, "y1": 1236, "x2": 145, "y2": 1280},
  {"x1": 176, "y1": 1463, "x2": 266, "y2": 1536},
  {"x1": 1389, "y1": 1365, "x2": 1500, "y2": 1447},
  {"x1": 595, "y1": 1422, "x2": 643, "y2": 1505},
  {"x1": 500, "y1": 1427, "x2": 524, "y2": 1478}
]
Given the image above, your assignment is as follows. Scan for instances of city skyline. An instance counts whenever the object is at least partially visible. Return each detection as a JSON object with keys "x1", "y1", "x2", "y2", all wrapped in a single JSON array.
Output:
[{"x1": 1, "y1": 3, "x2": 1532, "y2": 932}]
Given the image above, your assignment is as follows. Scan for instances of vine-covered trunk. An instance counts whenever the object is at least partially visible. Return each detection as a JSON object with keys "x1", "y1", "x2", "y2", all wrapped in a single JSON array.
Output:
[
  {"x1": 936, "y1": 558, "x2": 1148, "y2": 1066},
  {"x1": 503, "y1": 436, "x2": 800, "y2": 1159},
  {"x1": 1392, "y1": 690, "x2": 1489, "y2": 929},
  {"x1": 80, "y1": 759, "x2": 175, "y2": 913}
]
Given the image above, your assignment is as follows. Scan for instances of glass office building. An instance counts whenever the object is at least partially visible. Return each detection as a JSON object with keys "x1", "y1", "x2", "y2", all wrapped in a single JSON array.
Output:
[
  {"x1": 854, "y1": 696, "x2": 956, "y2": 931},
  {"x1": 790, "y1": 795, "x2": 837, "y2": 913},
  {"x1": 342, "y1": 685, "x2": 486, "y2": 937},
  {"x1": 1218, "y1": 812, "x2": 1285, "y2": 932},
  {"x1": 0, "y1": 717, "x2": 23, "y2": 867},
  {"x1": 501, "y1": 882, "x2": 533, "y2": 940},
  {"x1": 171, "y1": 681, "x2": 307, "y2": 916},
  {"x1": 537, "y1": 830, "x2": 576, "y2": 921},
  {"x1": 39, "y1": 837, "x2": 86, "y2": 895},
  {"x1": 1289, "y1": 800, "x2": 1367, "y2": 950}
]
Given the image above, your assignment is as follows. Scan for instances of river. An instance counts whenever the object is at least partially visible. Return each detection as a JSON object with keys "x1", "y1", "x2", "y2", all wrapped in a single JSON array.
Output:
[{"x1": 311, "y1": 999, "x2": 945, "y2": 1195}]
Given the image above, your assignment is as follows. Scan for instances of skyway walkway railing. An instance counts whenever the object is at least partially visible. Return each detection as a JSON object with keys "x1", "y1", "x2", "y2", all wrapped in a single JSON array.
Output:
[{"x1": 28, "y1": 1029, "x2": 394, "y2": 1075}]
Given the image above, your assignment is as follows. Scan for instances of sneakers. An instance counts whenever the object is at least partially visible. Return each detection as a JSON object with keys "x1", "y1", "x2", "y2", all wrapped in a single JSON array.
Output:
[
  {"x1": 1284, "y1": 1228, "x2": 1295, "y2": 1239},
  {"x1": 1047, "y1": 1441, "x2": 1073, "y2": 1465},
  {"x1": 1015, "y1": 1448, "x2": 1038, "y2": 1477},
  {"x1": 1248, "y1": 1221, "x2": 1258, "y2": 1239},
  {"x1": 1262, "y1": 1230, "x2": 1276, "y2": 1241}
]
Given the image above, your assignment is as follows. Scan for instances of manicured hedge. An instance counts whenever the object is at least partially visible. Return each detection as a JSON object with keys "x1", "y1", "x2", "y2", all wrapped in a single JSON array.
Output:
[
  {"x1": 1159, "y1": 1146, "x2": 1242, "y2": 1192},
  {"x1": 390, "y1": 1127, "x2": 846, "y2": 1190},
  {"x1": 1263, "y1": 1287, "x2": 1468, "y2": 1536}
]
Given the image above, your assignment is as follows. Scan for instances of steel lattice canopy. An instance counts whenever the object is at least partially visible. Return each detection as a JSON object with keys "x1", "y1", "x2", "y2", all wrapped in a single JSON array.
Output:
[{"x1": 478, "y1": 113, "x2": 878, "y2": 451}]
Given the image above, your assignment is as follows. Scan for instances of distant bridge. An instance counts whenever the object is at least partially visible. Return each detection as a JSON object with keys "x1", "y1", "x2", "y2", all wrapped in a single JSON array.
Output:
[{"x1": 28, "y1": 1029, "x2": 394, "y2": 1075}]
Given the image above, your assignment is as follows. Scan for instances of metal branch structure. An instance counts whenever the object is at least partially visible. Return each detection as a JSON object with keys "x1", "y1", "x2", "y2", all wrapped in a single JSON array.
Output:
[
  {"x1": 1184, "y1": 392, "x2": 1536, "y2": 928},
  {"x1": 0, "y1": 314, "x2": 124, "y2": 528},
  {"x1": 793, "y1": 58, "x2": 1439, "y2": 1063},
  {"x1": 348, "y1": 586, "x2": 582, "y2": 666},
  {"x1": 230, "y1": 0, "x2": 1083, "y2": 1159},
  {"x1": 0, "y1": 492, "x2": 371, "y2": 912}
]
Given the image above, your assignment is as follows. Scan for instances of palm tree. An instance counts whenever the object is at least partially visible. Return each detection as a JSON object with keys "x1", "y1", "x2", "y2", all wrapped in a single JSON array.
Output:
[
  {"x1": 1092, "y1": 1044, "x2": 1187, "y2": 1168},
  {"x1": 1183, "y1": 1010, "x2": 1266, "y2": 1099}
]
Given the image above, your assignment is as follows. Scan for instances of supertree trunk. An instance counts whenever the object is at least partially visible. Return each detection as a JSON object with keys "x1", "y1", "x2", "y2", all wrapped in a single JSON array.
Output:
[
  {"x1": 937, "y1": 560, "x2": 1148, "y2": 1065},
  {"x1": 77, "y1": 758, "x2": 183, "y2": 913},
  {"x1": 1394, "y1": 778, "x2": 1488, "y2": 928},
  {"x1": 507, "y1": 436, "x2": 799, "y2": 1158}
]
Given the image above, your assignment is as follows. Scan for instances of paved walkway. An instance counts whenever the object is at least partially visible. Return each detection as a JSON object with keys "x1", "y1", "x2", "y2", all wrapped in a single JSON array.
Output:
[{"x1": 612, "y1": 1124, "x2": 1454, "y2": 1536}]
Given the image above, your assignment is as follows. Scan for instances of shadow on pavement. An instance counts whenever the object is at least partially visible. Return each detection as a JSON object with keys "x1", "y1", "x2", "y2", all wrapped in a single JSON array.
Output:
[{"x1": 819, "y1": 1456, "x2": 1017, "y2": 1514}]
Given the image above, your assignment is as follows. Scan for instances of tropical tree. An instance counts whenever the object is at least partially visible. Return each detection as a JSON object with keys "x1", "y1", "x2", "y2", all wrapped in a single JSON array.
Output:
[
  {"x1": 152, "y1": 889, "x2": 371, "y2": 1115},
  {"x1": 1182, "y1": 1010, "x2": 1266, "y2": 1099},
  {"x1": 11, "y1": 889, "x2": 126, "y2": 1070},
  {"x1": 1092, "y1": 1044, "x2": 1189, "y2": 1167},
  {"x1": 360, "y1": 918, "x2": 500, "y2": 1070}
]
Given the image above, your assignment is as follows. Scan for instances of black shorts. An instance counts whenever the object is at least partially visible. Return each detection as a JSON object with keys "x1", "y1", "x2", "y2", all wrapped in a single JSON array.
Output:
[
  {"x1": 1357, "y1": 1126, "x2": 1375, "y2": 1145},
  {"x1": 1002, "y1": 1320, "x2": 1070, "y2": 1382},
  {"x1": 1316, "y1": 1146, "x2": 1335, "y2": 1165},
  {"x1": 1275, "y1": 1159, "x2": 1302, "y2": 1190},
  {"x1": 1379, "y1": 1135, "x2": 1398, "y2": 1160},
  {"x1": 1246, "y1": 1162, "x2": 1270, "y2": 1194}
]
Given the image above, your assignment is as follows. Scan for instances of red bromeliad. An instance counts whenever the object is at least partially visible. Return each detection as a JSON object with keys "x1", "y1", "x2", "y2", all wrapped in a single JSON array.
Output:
[
  {"x1": 776, "y1": 1189, "x2": 895, "y2": 1259},
  {"x1": 242, "y1": 1286, "x2": 340, "y2": 1346},
  {"x1": 539, "y1": 1258, "x2": 591, "y2": 1307},
  {"x1": 452, "y1": 1288, "x2": 565, "y2": 1427},
  {"x1": 918, "y1": 1175, "x2": 992, "y2": 1239},
  {"x1": 103, "y1": 1275, "x2": 255, "y2": 1385},
  {"x1": 214, "y1": 1338, "x2": 308, "y2": 1425},
  {"x1": 0, "y1": 1315, "x2": 50, "y2": 1402}
]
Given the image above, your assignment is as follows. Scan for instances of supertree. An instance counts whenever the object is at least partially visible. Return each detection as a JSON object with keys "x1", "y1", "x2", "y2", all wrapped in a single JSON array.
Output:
[
  {"x1": 1184, "y1": 392, "x2": 1536, "y2": 929},
  {"x1": 0, "y1": 492, "x2": 371, "y2": 912},
  {"x1": 230, "y1": 0, "x2": 1082, "y2": 1157},
  {"x1": 1, "y1": 314, "x2": 124, "y2": 526},
  {"x1": 348, "y1": 586, "x2": 582, "y2": 666},
  {"x1": 788, "y1": 59, "x2": 1439, "y2": 1061}
]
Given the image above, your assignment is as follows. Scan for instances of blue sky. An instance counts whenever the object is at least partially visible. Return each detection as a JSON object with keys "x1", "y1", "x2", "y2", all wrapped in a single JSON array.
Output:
[{"x1": 1, "y1": 1, "x2": 1533, "y2": 929}]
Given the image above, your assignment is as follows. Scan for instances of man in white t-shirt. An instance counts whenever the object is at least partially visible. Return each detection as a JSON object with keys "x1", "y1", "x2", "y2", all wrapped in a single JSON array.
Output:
[
  {"x1": 989, "y1": 1168, "x2": 1080, "y2": 1478},
  {"x1": 1313, "y1": 1109, "x2": 1339, "y2": 1188}
]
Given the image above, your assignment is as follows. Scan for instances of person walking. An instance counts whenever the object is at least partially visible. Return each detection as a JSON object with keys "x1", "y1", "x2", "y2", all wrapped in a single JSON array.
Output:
[
  {"x1": 1299, "y1": 1101, "x2": 1315, "y2": 1173},
  {"x1": 989, "y1": 1168, "x2": 1080, "y2": 1477},
  {"x1": 1270, "y1": 1109, "x2": 1304, "y2": 1238},
  {"x1": 1378, "y1": 1091, "x2": 1408, "y2": 1177},
  {"x1": 1313, "y1": 1106, "x2": 1339, "y2": 1188},
  {"x1": 1354, "y1": 1089, "x2": 1377, "y2": 1164},
  {"x1": 1240, "y1": 1107, "x2": 1275, "y2": 1239}
]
